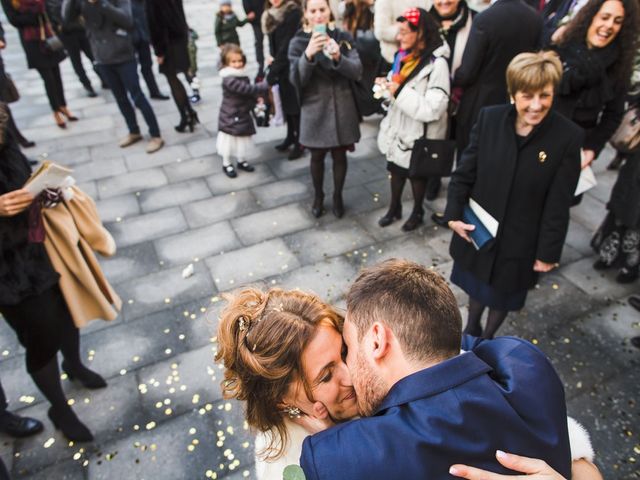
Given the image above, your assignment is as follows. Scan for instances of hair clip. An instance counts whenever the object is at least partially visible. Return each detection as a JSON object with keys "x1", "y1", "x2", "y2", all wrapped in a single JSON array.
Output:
[
  {"x1": 238, "y1": 316, "x2": 248, "y2": 332},
  {"x1": 283, "y1": 406, "x2": 301, "y2": 419}
]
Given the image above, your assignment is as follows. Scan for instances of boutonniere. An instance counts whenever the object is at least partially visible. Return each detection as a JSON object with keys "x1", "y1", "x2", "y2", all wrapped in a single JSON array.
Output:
[{"x1": 538, "y1": 151, "x2": 547, "y2": 163}]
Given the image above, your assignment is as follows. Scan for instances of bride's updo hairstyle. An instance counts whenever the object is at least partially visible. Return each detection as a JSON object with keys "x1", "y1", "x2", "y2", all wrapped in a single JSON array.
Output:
[{"x1": 215, "y1": 287, "x2": 342, "y2": 458}]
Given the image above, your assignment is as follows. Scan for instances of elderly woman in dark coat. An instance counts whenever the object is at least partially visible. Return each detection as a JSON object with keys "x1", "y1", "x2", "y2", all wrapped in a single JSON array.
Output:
[
  {"x1": 444, "y1": 52, "x2": 583, "y2": 339},
  {"x1": 0, "y1": 104, "x2": 105, "y2": 443},
  {"x1": 288, "y1": 0, "x2": 362, "y2": 218},
  {"x1": 263, "y1": 0, "x2": 304, "y2": 160}
]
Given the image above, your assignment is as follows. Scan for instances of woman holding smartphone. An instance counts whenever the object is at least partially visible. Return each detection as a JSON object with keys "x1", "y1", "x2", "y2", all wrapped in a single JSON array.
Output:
[{"x1": 288, "y1": 0, "x2": 362, "y2": 219}]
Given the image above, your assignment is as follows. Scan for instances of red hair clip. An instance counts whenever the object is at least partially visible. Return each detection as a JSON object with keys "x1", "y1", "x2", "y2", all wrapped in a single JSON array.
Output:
[{"x1": 401, "y1": 8, "x2": 420, "y2": 28}]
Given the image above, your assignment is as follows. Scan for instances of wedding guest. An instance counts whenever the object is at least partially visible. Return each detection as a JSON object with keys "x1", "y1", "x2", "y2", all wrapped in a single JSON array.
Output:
[
  {"x1": 552, "y1": 0, "x2": 639, "y2": 178},
  {"x1": 46, "y1": 0, "x2": 104, "y2": 97},
  {"x1": 0, "y1": 20, "x2": 35, "y2": 149},
  {"x1": 62, "y1": 0, "x2": 165, "y2": 154},
  {"x1": 146, "y1": 0, "x2": 200, "y2": 132},
  {"x1": 453, "y1": 0, "x2": 541, "y2": 156},
  {"x1": 243, "y1": 0, "x2": 266, "y2": 77},
  {"x1": 288, "y1": 0, "x2": 362, "y2": 218},
  {"x1": 0, "y1": 103, "x2": 104, "y2": 443},
  {"x1": 217, "y1": 44, "x2": 268, "y2": 178},
  {"x1": 591, "y1": 107, "x2": 640, "y2": 282},
  {"x1": 377, "y1": 8, "x2": 450, "y2": 231},
  {"x1": 131, "y1": 0, "x2": 169, "y2": 100},
  {"x1": 262, "y1": 0, "x2": 305, "y2": 160},
  {"x1": 1, "y1": 0, "x2": 77, "y2": 129},
  {"x1": 215, "y1": 0, "x2": 249, "y2": 47},
  {"x1": 342, "y1": 0, "x2": 384, "y2": 116},
  {"x1": 373, "y1": 0, "x2": 431, "y2": 67},
  {"x1": 444, "y1": 52, "x2": 582, "y2": 339}
]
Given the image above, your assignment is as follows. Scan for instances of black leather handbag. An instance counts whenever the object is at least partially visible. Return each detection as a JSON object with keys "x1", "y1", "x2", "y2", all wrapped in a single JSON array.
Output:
[{"x1": 408, "y1": 122, "x2": 456, "y2": 178}]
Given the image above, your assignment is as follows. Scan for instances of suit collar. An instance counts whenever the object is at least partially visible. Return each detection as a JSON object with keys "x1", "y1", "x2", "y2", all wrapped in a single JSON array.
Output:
[{"x1": 373, "y1": 351, "x2": 492, "y2": 415}]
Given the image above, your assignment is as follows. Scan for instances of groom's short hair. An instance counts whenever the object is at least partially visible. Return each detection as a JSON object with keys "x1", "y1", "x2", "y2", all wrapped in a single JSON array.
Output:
[{"x1": 346, "y1": 259, "x2": 462, "y2": 362}]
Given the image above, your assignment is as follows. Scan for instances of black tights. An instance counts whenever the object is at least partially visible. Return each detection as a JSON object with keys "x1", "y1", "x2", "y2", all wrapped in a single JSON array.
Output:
[
  {"x1": 310, "y1": 148, "x2": 348, "y2": 201},
  {"x1": 30, "y1": 357, "x2": 69, "y2": 414},
  {"x1": 164, "y1": 72, "x2": 191, "y2": 117},
  {"x1": 464, "y1": 297, "x2": 509, "y2": 339},
  {"x1": 386, "y1": 172, "x2": 427, "y2": 216}
]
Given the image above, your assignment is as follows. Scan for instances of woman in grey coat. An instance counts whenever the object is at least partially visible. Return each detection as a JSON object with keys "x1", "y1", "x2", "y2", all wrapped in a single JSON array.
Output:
[{"x1": 288, "y1": 0, "x2": 362, "y2": 218}]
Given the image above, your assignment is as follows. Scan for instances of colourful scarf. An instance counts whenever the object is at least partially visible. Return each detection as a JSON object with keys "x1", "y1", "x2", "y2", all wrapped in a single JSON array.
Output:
[{"x1": 391, "y1": 50, "x2": 421, "y2": 85}]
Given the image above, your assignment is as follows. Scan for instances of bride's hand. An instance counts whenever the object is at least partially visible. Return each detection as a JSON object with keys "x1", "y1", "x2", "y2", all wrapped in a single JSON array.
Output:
[{"x1": 286, "y1": 401, "x2": 335, "y2": 434}]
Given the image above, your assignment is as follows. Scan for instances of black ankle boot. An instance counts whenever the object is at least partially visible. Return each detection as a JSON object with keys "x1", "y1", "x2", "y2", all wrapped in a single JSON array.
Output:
[
  {"x1": 401, "y1": 210, "x2": 424, "y2": 232},
  {"x1": 378, "y1": 205, "x2": 402, "y2": 227},
  {"x1": 312, "y1": 194, "x2": 325, "y2": 218},
  {"x1": 175, "y1": 114, "x2": 189, "y2": 133},
  {"x1": 62, "y1": 360, "x2": 107, "y2": 389},
  {"x1": 332, "y1": 193, "x2": 344, "y2": 218},
  {"x1": 275, "y1": 138, "x2": 294, "y2": 151},
  {"x1": 616, "y1": 266, "x2": 639, "y2": 284},
  {"x1": 288, "y1": 144, "x2": 304, "y2": 160},
  {"x1": 48, "y1": 407, "x2": 93, "y2": 442}
]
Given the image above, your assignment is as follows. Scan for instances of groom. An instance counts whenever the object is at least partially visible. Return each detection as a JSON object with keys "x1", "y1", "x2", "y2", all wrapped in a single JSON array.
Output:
[{"x1": 300, "y1": 259, "x2": 571, "y2": 479}]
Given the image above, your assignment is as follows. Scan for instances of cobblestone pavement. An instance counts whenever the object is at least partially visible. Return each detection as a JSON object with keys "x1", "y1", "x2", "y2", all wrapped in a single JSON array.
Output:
[{"x1": 0, "y1": 1, "x2": 638, "y2": 479}]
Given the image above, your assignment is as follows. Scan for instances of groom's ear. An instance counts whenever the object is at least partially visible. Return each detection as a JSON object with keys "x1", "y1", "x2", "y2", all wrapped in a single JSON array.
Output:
[
  {"x1": 311, "y1": 401, "x2": 329, "y2": 420},
  {"x1": 370, "y1": 321, "x2": 390, "y2": 361}
]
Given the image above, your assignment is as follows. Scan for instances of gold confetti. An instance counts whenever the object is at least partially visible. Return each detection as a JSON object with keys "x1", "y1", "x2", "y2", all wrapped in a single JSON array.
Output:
[
  {"x1": 187, "y1": 445, "x2": 195, "y2": 452},
  {"x1": 19, "y1": 395, "x2": 35, "y2": 404},
  {"x1": 164, "y1": 298, "x2": 171, "y2": 304},
  {"x1": 120, "y1": 369, "x2": 127, "y2": 375},
  {"x1": 189, "y1": 428, "x2": 197, "y2": 435},
  {"x1": 145, "y1": 421, "x2": 156, "y2": 430},
  {"x1": 43, "y1": 438, "x2": 55, "y2": 448},
  {"x1": 67, "y1": 398, "x2": 75, "y2": 406},
  {"x1": 73, "y1": 452, "x2": 82, "y2": 461}
]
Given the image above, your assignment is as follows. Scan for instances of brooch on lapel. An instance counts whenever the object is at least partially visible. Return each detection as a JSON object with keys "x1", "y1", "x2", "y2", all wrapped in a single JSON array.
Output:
[{"x1": 538, "y1": 151, "x2": 547, "y2": 163}]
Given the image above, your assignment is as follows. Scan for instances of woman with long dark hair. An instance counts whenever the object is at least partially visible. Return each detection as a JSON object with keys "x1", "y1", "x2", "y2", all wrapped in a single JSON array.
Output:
[
  {"x1": 1, "y1": 0, "x2": 77, "y2": 128},
  {"x1": 288, "y1": 0, "x2": 362, "y2": 218},
  {"x1": 376, "y1": 8, "x2": 450, "y2": 231},
  {"x1": 146, "y1": 0, "x2": 199, "y2": 132},
  {"x1": 553, "y1": 0, "x2": 639, "y2": 170}
]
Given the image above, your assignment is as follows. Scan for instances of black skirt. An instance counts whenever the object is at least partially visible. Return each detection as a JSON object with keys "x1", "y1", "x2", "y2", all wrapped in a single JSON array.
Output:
[
  {"x1": 0, "y1": 285, "x2": 72, "y2": 373},
  {"x1": 451, "y1": 263, "x2": 528, "y2": 312},
  {"x1": 159, "y1": 38, "x2": 190, "y2": 75}
]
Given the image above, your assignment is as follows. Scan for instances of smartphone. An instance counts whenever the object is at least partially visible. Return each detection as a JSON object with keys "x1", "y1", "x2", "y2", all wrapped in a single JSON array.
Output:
[{"x1": 313, "y1": 24, "x2": 327, "y2": 35}]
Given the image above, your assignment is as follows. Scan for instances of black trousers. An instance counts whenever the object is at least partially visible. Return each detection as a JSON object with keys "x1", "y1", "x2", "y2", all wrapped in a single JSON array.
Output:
[
  {"x1": 0, "y1": 379, "x2": 6, "y2": 412},
  {"x1": 60, "y1": 29, "x2": 101, "y2": 89},
  {"x1": 134, "y1": 38, "x2": 162, "y2": 97},
  {"x1": 251, "y1": 22, "x2": 264, "y2": 75},
  {"x1": 35, "y1": 66, "x2": 66, "y2": 111}
]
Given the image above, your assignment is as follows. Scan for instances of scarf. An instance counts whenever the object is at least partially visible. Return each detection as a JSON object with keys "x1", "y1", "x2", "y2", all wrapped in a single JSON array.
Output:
[
  {"x1": 391, "y1": 50, "x2": 421, "y2": 85},
  {"x1": 430, "y1": 1, "x2": 470, "y2": 49},
  {"x1": 261, "y1": 0, "x2": 301, "y2": 35},
  {"x1": 555, "y1": 40, "x2": 620, "y2": 114},
  {"x1": 12, "y1": 0, "x2": 54, "y2": 43}
]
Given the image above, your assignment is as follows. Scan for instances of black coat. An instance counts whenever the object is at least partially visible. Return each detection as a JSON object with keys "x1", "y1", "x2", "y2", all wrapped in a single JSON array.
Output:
[
  {"x1": 218, "y1": 69, "x2": 268, "y2": 136},
  {"x1": 1, "y1": 0, "x2": 66, "y2": 69},
  {"x1": 145, "y1": 0, "x2": 189, "y2": 73},
  {"x1": 263, "y1": 2, "x2": 301, "y2": 115},
  {"x1": 0, "y1": 131, "x2": 59, "y2": 306},
  {"x1": 453, "y1": 0, "x2": 542, "y2": 153},
  {"x1": 444, "y1": 105, "x2": 583, "y2": 293},
  {"x1": 608, "y1": 152, "x2": 640, "y2": 228},
  {"x1": 552, "y1": 42, "x2": 625, "y2": 156},
  {"x1": 62, "y1": 0, "x2": 135, "y2": 65},
  {"x1": 242, "y1": 0, "x2": 263, "y2": 25}
]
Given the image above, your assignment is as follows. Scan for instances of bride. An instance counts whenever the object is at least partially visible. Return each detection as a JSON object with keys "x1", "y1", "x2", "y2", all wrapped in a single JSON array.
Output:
[{"x1": 215, "y1": 287, "x2": 601, "y2": 480}]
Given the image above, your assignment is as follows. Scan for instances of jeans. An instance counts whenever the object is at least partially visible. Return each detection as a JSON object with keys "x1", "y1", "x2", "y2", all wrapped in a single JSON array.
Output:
[
  {"x1": 134, "y1": 39, "x2": 162, "y2": 96},
  {"x1": 97, "y1": 60, "x2": 161, "y2": 138},
  {"x1": 60, "y1": 30, "x2": 103, "y2": 89}
]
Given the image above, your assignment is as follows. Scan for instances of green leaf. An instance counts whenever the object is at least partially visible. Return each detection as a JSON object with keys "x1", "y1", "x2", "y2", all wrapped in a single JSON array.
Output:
[{"x1": 283, "y1": 464, "x2": 306, "y2": 480}]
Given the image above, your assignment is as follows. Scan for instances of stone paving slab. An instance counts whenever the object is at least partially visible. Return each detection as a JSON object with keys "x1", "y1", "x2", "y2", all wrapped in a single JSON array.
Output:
[
  {"x1": 206, "y1": 238, "x2": 300, "y2": 288},
  {"x1": 95, "y1": 194, "x2": 141, "y2": 224},
  {"x1": 138, "y1": 178, "x2": 212, "y2": 213},
  {"x1": 154, "y1": 221, "x2": 240, "y2": 267},
  {"x1": 108, "y1": 207, "x2": 187, "y2": 248},
  {"x1": 231, "y1": 204, "x2": 316, "y2": 245},
  {"x1": 182, "y1": 190, "x2": 258, "y2": 229},
  {"x1": 97, "y1": 168, "x2": 169, "y2": 200}
]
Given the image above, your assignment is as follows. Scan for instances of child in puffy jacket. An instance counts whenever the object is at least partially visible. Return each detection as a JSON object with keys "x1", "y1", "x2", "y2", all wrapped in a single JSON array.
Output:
[
  {"x1": 215, "y1": 0, "x2": 248, "y2": 47},
  {"x1": 216, "y1": 44, "x2": 268, "y2": 178}
]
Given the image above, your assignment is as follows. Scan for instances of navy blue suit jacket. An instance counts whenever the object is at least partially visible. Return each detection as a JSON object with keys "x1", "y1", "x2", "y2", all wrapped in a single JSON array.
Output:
[{"x1": 300, "y1": 336, "x2": 571, "y2": 479}]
